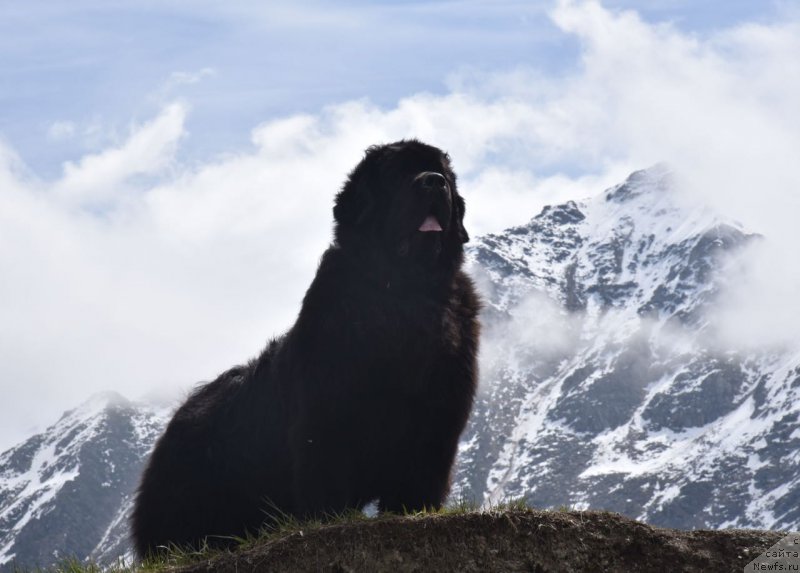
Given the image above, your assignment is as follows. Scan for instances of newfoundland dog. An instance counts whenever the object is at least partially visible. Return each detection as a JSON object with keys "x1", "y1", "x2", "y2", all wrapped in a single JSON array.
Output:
[{"x1": 131, "y1": 139, "x2": 480, "y2": 557}]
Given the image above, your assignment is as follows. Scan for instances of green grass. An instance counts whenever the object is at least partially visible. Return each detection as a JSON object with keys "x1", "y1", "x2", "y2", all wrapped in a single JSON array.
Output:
[{"x1": 23, "y1": 497, "x2": 541, "y2": 573}]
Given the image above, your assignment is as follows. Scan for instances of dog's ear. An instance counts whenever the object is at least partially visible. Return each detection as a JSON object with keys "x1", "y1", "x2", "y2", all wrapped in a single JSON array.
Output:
[
  {"x1": 333, "y1": 145, "x2": 385, "y2": 230},
  {"x1": 451, "y1": 179, "x2": 470, "y2": 244}
]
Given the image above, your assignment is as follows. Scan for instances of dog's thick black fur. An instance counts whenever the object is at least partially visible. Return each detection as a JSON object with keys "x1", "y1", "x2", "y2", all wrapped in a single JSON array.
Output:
[{"x1": 131, "y1": 140, "x2": 480, "y2": 557}]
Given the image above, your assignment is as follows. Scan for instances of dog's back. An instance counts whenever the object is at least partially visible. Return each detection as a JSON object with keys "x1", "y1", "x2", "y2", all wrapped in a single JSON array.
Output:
[{"x1": 131, "y1": 352, "x2": 292, "y2": 556}]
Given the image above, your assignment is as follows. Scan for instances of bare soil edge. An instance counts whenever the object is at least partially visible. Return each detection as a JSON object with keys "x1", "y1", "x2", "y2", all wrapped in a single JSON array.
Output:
[{"x1": 170, "y1": 510, "x2": 789, "y2": 573}]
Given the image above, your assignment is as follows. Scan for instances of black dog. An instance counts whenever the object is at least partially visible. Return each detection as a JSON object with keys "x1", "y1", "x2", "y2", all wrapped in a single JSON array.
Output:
[{"x1": 131, "y1": 139, "x2": 480, "y2": 557}]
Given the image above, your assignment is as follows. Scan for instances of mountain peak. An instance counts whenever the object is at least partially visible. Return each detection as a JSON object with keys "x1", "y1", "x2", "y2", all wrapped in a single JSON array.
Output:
[
  {"x1": 56, "y1": 391, "x2": 132, "y2": 425},
  {"x1": 537, "y1": 200, "x2": 586, "y2": 225},
  {"x1": 604, "y1": 163, "x2": 673, "y2": 204},
  {"x1": 83, "y1": 390, "x2": 130, "y2": 409}
]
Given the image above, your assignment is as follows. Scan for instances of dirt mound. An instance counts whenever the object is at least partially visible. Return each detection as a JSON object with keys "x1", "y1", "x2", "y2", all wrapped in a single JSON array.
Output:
[{"x1": 171, "y1": 509, "x2": 787, "y2": 573}]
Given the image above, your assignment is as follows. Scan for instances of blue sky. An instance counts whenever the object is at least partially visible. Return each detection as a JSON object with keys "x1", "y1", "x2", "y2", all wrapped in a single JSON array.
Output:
[
  {"x1": 0, "y1": 1, "x2": 787, "y2": 177},
  {"x1": 1, "y1": 0, "x2": 799, "y2": 450}
]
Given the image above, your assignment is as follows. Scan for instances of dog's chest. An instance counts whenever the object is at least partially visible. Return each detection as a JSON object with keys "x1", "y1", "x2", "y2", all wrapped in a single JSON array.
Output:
[{"x1": 368, "y1": 292, "x2": 460, "y2": 354}]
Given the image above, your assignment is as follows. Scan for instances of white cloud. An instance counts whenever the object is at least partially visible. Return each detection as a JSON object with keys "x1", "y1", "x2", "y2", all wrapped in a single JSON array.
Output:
[
  {"x1": 53, "y1": 103, "x2": 187, "y2": 206},
  {"x1": 480, "y1": 290, "x2": 585, "y2": 378},
  {"x1": 151, "y1": 68, "x2": 217, "y2": 103},
  {"x1": 47, "y1": 121, "x2": 77, "y2": 142},
  {"x1": 168, "y1": 68, "x2": 216, "y2": 87},
  {"x1": 1, "y1": 1, "x2": 799, "y2": 450}
]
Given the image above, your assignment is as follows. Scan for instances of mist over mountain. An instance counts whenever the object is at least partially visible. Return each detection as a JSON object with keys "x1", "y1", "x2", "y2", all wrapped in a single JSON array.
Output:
[{"x1": 1, "y1": 166, "x2": 798, "y2": 569}]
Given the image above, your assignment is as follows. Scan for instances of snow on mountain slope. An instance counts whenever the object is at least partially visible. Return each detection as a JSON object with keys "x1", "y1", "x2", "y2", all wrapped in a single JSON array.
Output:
[
  {"x1": 454, "y1": 165, "x2": 800, "y2": 531},
  {"x1": 0, "y1": 392, "x2": 170, "y2": 571}
]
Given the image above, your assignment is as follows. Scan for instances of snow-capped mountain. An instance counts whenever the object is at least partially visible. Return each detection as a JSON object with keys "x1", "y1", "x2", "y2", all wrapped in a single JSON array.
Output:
[
  {"x1": 1, "y1": 165, "x2": 798, "y2": 570},
  {"x1": 454, "y1": 165, "x2": 800, "y2": 531},
  {"x1": 0, "y1": 392, "x2": 170, "y2": 571}
]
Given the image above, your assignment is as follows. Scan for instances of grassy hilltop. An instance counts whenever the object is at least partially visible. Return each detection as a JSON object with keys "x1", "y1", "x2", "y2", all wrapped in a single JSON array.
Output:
[{"x1": 36, "y1": 505, "x2": 788, "y2": 573}]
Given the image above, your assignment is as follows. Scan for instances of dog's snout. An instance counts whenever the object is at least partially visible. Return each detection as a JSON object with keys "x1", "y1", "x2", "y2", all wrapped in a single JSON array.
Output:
[{"x1": 419, "y1": 172, "x2": 447, "y2": 191}]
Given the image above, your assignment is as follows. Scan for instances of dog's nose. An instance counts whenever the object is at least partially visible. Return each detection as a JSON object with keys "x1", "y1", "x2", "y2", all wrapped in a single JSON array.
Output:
[{"x1": 420, "y1": 172, "x2": 447, "y2": 191}]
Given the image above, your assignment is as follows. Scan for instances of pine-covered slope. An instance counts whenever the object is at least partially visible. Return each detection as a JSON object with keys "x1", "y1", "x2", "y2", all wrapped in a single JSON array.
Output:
[{"x1": 454, "y1": 166, "x2": 800, "y2": 531}]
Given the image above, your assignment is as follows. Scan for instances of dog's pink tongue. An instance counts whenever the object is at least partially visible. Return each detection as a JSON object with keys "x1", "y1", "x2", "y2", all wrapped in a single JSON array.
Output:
[{"x1": 419, "y1": 215, "x2": 442, "y2": 232}]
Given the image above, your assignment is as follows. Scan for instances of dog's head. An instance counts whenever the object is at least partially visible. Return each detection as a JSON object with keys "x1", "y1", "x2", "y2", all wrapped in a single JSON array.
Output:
[{"x1": 334, "y1": 140, "x2": 468, "y2": 274}]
